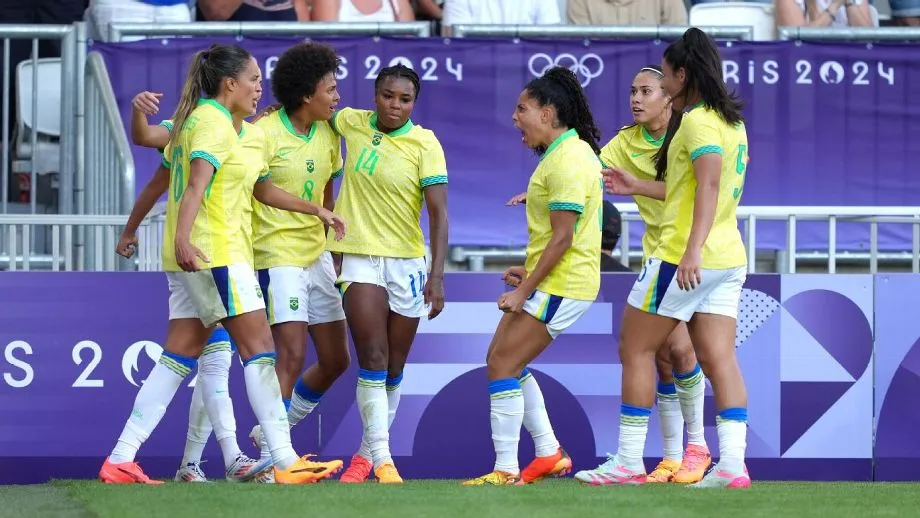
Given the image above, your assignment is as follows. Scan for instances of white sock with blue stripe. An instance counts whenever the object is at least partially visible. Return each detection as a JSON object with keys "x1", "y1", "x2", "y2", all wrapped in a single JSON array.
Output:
[
  {"x1": 617, "y1": 403, "x2": 651, "y2": 472},
  {"x1": 242, "y1": 352, "x2": 298, "y2": 470},
  {"x1": 489, "y1": 378, "x2": 524, "y2": 475},
  {"x1": 357, "y1": 372, "x2": 402, "y2": 462},
  {"x1": 110, "y1": 350, "x2": 197, "y2": 464},
  {"x1": 656, "y1": 382, "x2": 684, "y2": 461},
  {"x1": 716, "y1": 408, "x2": 747, "y2": 473},
  {"x1": 182, "y1": 379, "x2": 211, "y2": 466},
  {"x1": 289, "y1": 376, "x2": 323, "y2": 427},
  {"x1": 519, "y1": 368, "x2": 559, "y2": 458},
  {"x1": 357, "y1": 369, "x2": 391, "y2": 468},
  {"x1": 199, "y1": 328, "x2": 241, "y2": 469},
  {"x1": 675, "y1": 364, "x2": 707, "y2": 448}
]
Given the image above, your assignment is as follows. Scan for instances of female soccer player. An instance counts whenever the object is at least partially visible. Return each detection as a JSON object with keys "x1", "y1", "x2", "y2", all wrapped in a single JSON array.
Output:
[
  {"x1": 463, "y1": 66, "x2": 603, "y2": 486},
  {"x1": 117, "y1": 91, "x2": 270, "y2": 484},
  {"x1": 574, "y1": 28, "x2": 751, "y2": 489},
  {"x1": 330, "y1": 64, "x2": 448, "y2": 484},
  {"x1": 246, "y1": 42, "x2": 350, "y2": 482},
  {"x1": 504, "y1": 64, "x2": 712, "y2": 484},
  {"x1": 100, "y1": 43, "x2": 346, "y2": 485}
]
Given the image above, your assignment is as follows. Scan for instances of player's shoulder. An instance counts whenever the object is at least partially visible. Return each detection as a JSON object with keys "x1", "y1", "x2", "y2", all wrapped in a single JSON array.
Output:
[
  {"x1": 253, "y1": 109, "x2": 281, "y2": 131},
  {"x1": 314, "y1": 119, "x2": 338, "y2": 139},
  {"x1": 332, "y1": 107, "x2": 371, "y2": 132},
  {"x1": 242, "y1": 120, "x2": 266, "y2": 138},
  {"x1": 408, "y1": 123, "x2": 441, "y2": 148}
]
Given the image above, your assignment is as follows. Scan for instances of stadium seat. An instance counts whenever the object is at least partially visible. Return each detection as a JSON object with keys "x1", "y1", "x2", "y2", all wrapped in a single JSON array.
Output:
[
  {"x1": 689, "y1": 2, "x2": 776, "y2": 41},
  {"x1": 14, "y1": 57, "x2": 62, "y2": 176}
]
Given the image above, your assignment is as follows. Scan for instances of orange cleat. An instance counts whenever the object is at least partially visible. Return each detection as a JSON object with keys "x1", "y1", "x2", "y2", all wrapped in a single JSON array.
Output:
[
  {"x1": 647, "y1": 459, "x2": 682, "y2": 483},
  {"x1": 672, "y1": 444, "x2": 712, "y2": 484},
  {"x1": 99, "y1": 457, "x2": 164, "y2": 485},
  {"x1": 374, "y1": 462, "x2": 404, "y2": 484},
  {"x1": 461, "y1": 470, "x2": 521, "y2": 486},
  {"x1": 520, "y1": 448, "x2": 573, "y2": 484},
  {"x1": 274, "y1": 455, "x2": 344, "y2": 485},
  {"x1": 339, "y1": 454, "x2": 373, "y2": 484}
]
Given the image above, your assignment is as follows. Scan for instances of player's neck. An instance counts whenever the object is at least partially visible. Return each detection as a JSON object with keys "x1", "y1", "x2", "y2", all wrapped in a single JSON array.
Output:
[
  {"x1": 232, "y1": 115, "x2": 244, "y2": 133},
  {"x1": 643, "y1": 121, "x2": 666, "y2": 140},
  {"x1": 287, "y1": 108, "x2": 314, "y2": 134},
  {"x1": 543, "y1": 126, "x2": 568, "y2": 148},
  {"x1": 683, "y1": 91, "x2": 702, "y2": 111}
]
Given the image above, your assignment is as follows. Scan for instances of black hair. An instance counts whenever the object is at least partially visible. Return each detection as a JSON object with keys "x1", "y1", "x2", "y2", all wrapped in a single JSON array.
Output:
[
  {"x1": 272, "y1": 42, "x2": 340, "y2": 112},
  {"x1": 618, "y1": 64, "x2": 666, "y2": 135},
  {"x1": 524, "y1": 66, "x2": 602, "y2": 156},
  {"x1": 655, "y1": 28, "x2": 744, "y2": 180},
  {"x1": 169, "y1": 43, "x2": 252, "y2": 151},
  {"x1": 374, "y1": 64, "x2": 421, "y2": 99}
]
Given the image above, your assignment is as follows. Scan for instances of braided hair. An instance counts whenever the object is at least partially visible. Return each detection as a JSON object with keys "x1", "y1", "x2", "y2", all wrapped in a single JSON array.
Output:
[
  {"x1": 375, "y1": 63, "x2": 421, "y2": 99},
  {"x1": 524, "y1": 66, "x2": 602, "y2": 156}
]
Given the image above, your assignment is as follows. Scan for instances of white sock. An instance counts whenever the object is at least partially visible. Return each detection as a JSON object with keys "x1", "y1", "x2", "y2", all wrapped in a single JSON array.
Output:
[
  {"x1": 259, "y1": 376, "x2": 325, "y2": 461},
  {"x1": 199, "y1": 345, "x2": 241, "y2": 469},
  {"x1": 181, "y1": 376, "x2": 212, "y2": 466},
  {"x1": 519, "y1": 369, "x2": 559, "y2": 458},
  {"x1": 656, "y1": 382, "x2": 684, "y2": 462},
  {"x1": 617, "y1": 404, "x2": 650, "y2": 473},
  {"x1": 110, "y1": 351, "x2": 196, "y2": 464},
  {"x1": 357, "y1": 372, "x2": 402, "y2": 461},
  {"x1": 675, "y1": 364, "x2": 707, "y2": 448},
  {"x1": 716, "y1": 408, "x2": 748, "y2": 473},
  {"x1": 243, "y1": 353, "x2": 298, "y2": 470},
  {"x1": 356, "y1": 369, "x2": 391, "y2": 468},
  {"x1": 489, "y1": 378, "x2": 524, "y2": 475}
]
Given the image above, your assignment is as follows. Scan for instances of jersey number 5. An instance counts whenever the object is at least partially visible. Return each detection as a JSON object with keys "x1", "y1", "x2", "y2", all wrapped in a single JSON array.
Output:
[{"x1": 732, "y1": 144, "x2": 748, "y2": 200}]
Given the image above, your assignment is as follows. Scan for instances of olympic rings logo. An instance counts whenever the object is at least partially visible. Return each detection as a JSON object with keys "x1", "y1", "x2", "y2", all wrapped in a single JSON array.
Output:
[{"x1": 527, "y1": 53, "x2": 605, "y2": 88}]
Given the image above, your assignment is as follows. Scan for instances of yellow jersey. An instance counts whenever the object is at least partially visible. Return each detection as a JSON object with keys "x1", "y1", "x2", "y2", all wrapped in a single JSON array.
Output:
[
  {"x1": 252, "y1": 109, "x2": 343, "y2": 269},
  {"x1": 525, "y1": 129, "x2": 603, "y2": 301},
  {"x1": 327, "y1": 107, "x2": 447, "y2": 258},
  {"x1": 653, "y1": 105, "x2": 748, "y2": 269},
  {"x1": 599, "y1": 124, "x2": 666, "y2": 260},
  {"x1": 161, "y1": 99, "x2": 267, "y2": 271}
]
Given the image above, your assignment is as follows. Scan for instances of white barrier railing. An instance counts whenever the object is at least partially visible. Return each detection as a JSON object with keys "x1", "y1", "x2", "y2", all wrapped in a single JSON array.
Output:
[
  {"x1": 451, "y1": 24, "x2": 753, "y2": 41},
  {"x1": 104, "y1": 21, "x2": 431, "y2": 42},
  {"x1": 451, "y1": 205, "x2": 920, "y2": 274}
]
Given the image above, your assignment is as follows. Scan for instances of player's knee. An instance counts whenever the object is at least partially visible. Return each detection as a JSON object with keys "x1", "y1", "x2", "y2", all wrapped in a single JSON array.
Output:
[
  {"x1": 668, "y1": 339, "x2": 696, "y2": 374},
  {"x1": 655, "y1": 354, "x2": 673, "y2": 381},
  {"x1": 485, "y1": 348, "x2": 521, "y2": 380},
  {"x1": 356, "y1": 344, "x2": 387, "y2": 371},
  {"x1": 321, "y1": 349, "x2": 350, "y2": 378}
]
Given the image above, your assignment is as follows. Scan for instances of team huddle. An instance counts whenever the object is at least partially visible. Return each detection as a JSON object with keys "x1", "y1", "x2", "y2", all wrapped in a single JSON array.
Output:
[{"x1": 102, "y1": 26, "x2": 751, "y2": 489}]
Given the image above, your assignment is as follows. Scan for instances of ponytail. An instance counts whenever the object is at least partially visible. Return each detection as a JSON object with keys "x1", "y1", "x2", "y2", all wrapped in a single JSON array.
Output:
[
  {"x1": 533, "y1": 67, "x2": 602, "y2": 155},
  {"x1": 168, "y1": 50, "x2": 206, "y2": 152},
  {"x1": 654, "y1": 109, "x2": 683, "y2": 181}
]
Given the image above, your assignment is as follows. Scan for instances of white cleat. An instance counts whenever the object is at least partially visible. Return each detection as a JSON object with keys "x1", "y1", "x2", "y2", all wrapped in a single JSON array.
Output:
[{"x1": 174, "y1": 461, "x2": 211, "y2": 483}]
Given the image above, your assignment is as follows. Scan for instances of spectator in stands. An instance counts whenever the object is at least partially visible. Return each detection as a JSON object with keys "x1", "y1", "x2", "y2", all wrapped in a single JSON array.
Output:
[
  {"x1": 600, "y1": 201, "x2": 632, "y2": 272},
  {"x1": 568, "y1": 0, "x2": 687, "y2": 26},
  {"x1": 412, "y1": 0, "x2": 443, "y2": 21},
  {"x1": 196, "y1": 0, "x2": 307, "y2": 21},
  {"x1": 310, "y1": 0, "x2": 416, "y2": 21},
  {"x1": 442, "y1": 0, "x2": 562, "y2": 37},
  {"x1": 774, "y1": 0, "x2": 876, "y2": 27},
  {"x1": 889, "y1": 0, "x2": 920, "y2": 25},
  {"x1": 85, "y1": 0, "x2": 192, "y2": 42}
]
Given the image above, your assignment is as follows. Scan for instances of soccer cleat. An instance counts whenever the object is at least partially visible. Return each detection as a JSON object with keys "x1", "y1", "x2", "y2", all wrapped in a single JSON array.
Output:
[
  {"x1": 374, "y1": 462, "x2": 404, "y2": 484},
  {"x1": 99, "y1": 457, "x2": 164, "y2": 485},
  {"x1": 671, "y1": 444, "x2": 712, "y2": 484},
  {"x1": 461, "y1": 470, "x2": 521, "y2": 486},
  {"x1": 689, "y1": 463, "x2": 751, "y2": 489},
  {"x1": 252, "y1": 469, "x2": 275, "y2": 484},
  {"x1": 647, "y1": 459, "x2": 682, "y2": 483},
  {"x1": 573, "y1": 455, "x2": 647, "y2": 485},
  {"x1": 225, "y1": 452, "x2": 274, "y2": 483},
  {"x1": 339, "y1": 454, "x2": 373, "y2": 484},
  {"x1": 174, "y1": 461, "x2": 210, "y2": 482},
  {"x1": 520, "y1": 448, "x2": 573, "y2": 484},
  {"x1": 274, "y1": 455, "x2": 344, "y2": 485}
]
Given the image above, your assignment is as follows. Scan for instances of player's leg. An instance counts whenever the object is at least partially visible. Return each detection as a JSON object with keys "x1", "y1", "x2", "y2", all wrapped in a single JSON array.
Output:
[
  {"x1": 575, "y1": 258, "x2": 683, "y2": 485},
  {"x1": 213, "y1": 263, "x2": 335, "y2": 485},
  {"x1": 338, "y1": 254, "x2": 395, "y2": 483},
  {"x1": 669, "y1": 323, "x2": 712, "y2": 484},
  {"x1": 686, "y1": 267, "x2": 750, "y2": 489},
  {"x1": 646, "y1": 340, "x2": 683, "y2": 483},
  {"x1": 100, "y1": 274, "x2": 210, "y2": 484},
  {"x1": 463, "y1": 305, "x2": 557, "y2": 486}
]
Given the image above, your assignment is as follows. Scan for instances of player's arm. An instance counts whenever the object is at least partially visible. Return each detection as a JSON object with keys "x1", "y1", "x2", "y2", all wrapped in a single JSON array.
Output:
[
  {"x1": 253, "y1": 176, "x2": 347, "y2": 239},
  {"x1": 686, "y1": 153, "x2": 722, "y2": 254},
  {"x1": 424, "y1": 183, "x2": 448, "y2": 318},
  {"x1": 116, "y1": 164, "x2": 170, "y2": 257},
  {"x1": 516, "y1": 209, "x2": 576, "y2": 297}
]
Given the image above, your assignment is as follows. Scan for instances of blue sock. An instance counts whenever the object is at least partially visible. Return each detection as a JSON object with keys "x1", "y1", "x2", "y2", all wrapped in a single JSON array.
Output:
[
  {"x1": 294, "y1": 377, "x2": 324, "y2": 403},
  {"x1": 283, "y1": 399, "x2": 291, "y2": 412}
]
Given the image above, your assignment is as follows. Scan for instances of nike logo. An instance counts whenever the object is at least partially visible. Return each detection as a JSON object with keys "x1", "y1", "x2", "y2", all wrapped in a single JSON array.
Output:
[
  {"x1": 631, "y1": 152, "x2": 647, "y2": 157},
  {"x1": 278, "y1": 150, "x2": 291, "y2": 157},
  {"x1": 290, "y1": 466, "x2": 328, "y2": 474}
]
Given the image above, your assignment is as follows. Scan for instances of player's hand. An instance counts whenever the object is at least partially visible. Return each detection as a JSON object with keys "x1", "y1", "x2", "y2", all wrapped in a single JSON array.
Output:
[
  {"x1": 602, "y1": 167, "x2": 638, "y2": 196},
  {"x1": 506, "y1": 192, "x2": 527, "y2": 206},
  {"x1": 501, "y1": 266, "x2": 527, "y2": 287},
  {"x1": 677, "y1": 248, "x2": 703, "y2": 291},
  {"x1": 115, "y1": 232, "x2": 138, "y2": 258},
  {"x1": 251, "y1": 103, "x2": 281, "y2": 123},
  {"x1": 132, "y1": 91, "x2": 162, "y2": 116},
  {"x1": 498, "y1": 287, "x2": 527, "y2": 314},
  {"x1": 424, "y1": 275, "x2": 445, "y2": 320},
  {"x1": 319, "y1": 208, "x2": 347, "y2": 241},
  {"x1": 175, "y1": 237, "x2": 210, "y2": 272}
]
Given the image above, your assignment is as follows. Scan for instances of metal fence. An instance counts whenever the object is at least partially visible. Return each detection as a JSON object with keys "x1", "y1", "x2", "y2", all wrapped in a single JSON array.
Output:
[{"x1": 104, "y1": 21, "x2": 431, "y2": 42}]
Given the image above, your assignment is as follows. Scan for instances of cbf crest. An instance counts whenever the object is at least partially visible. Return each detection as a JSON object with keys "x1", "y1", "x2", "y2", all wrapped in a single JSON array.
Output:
[
  {"x1": 305, "y1": 159, "x2": 315, "y2": 174},
  {"x1": 289, "y1": 297, "x2": 299, "y2": 311},
  {"x1": 372, "y1": 132, "x2": 383, "y2": 146}
]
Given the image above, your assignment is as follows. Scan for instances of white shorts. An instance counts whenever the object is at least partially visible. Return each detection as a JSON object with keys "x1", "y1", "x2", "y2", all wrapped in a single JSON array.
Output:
[
  {"x1": 257, "y1": 252, "x2": 346, "y2": 326},
  {"x1": 626, "y1": 257, "x2": 746, "y2": 322},
  {"x1": 337, "y1": 254, "x2": 428, "y2": 318},
  {"x1": 166, "y1": 263, "x2": 266, "y2": 327},
  {"x1": 522, "y1": 289, "x2": 593, "y2": 340}
]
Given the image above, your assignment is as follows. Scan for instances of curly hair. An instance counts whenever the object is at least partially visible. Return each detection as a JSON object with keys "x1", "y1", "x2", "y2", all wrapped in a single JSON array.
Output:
[{"x1": 271, "y1": 42, "x2": 341, "y2": 112}]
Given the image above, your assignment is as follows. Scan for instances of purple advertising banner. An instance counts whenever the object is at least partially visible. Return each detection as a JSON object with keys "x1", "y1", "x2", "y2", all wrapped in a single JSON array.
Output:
[
  {"x1": 0, "y1": 272, "x2": 876, "y2": 483},
  {"x1": 91, "y1": 38, "x2": 920, "y2": 253}
]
